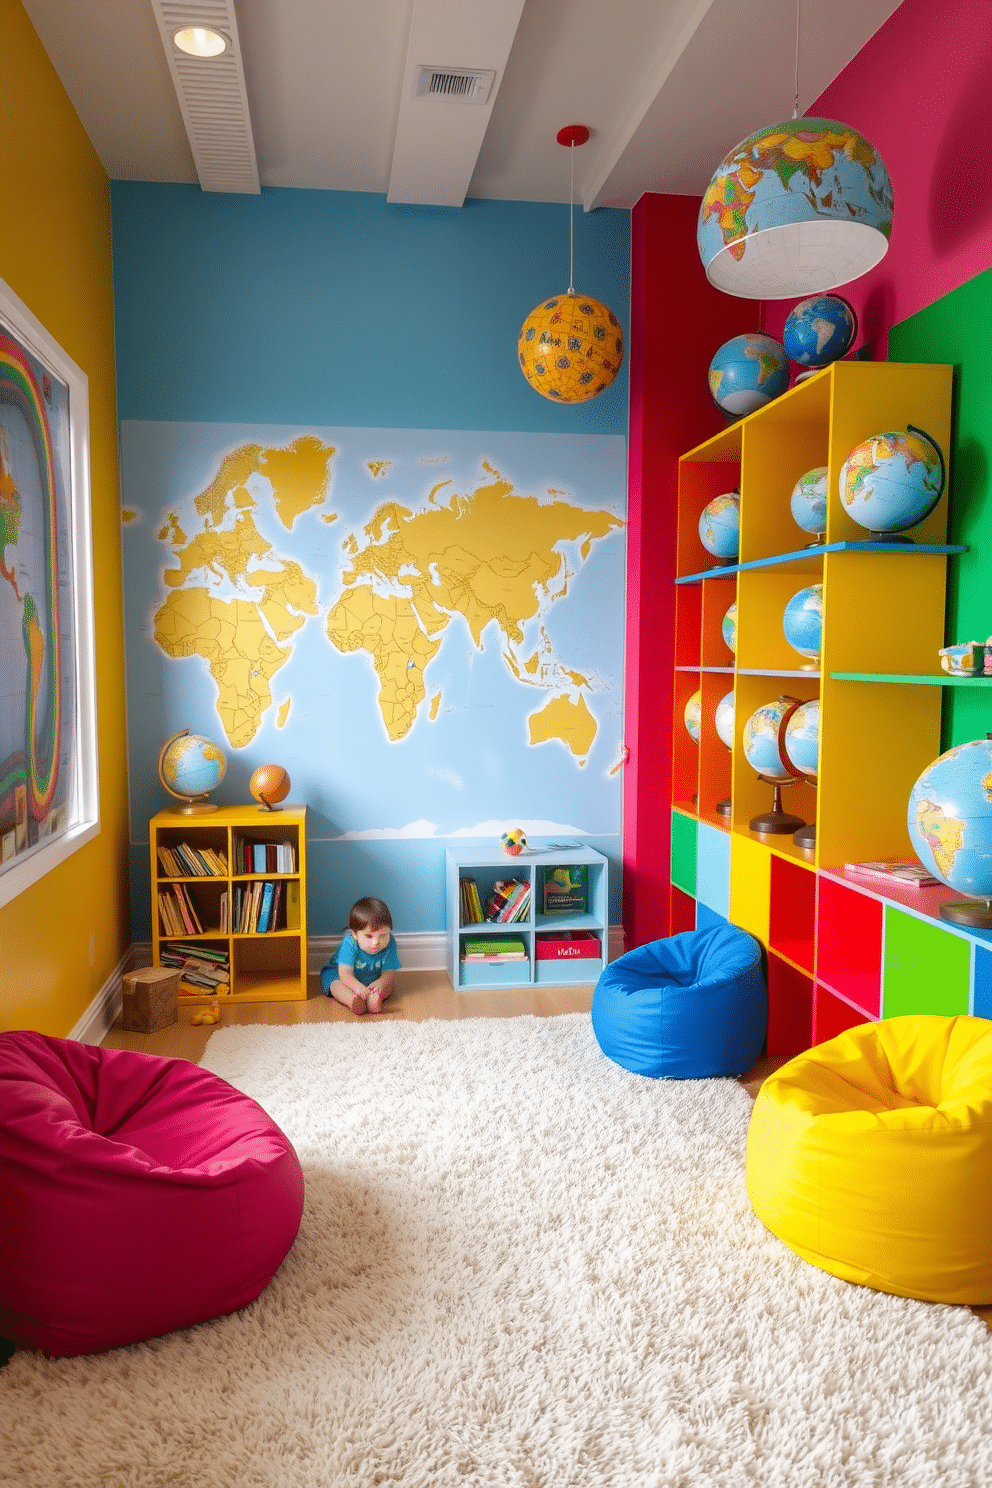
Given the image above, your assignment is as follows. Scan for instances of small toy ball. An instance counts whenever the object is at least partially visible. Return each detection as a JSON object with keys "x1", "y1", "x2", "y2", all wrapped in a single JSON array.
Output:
[
  {"x1": 501, "y1": 829, "x2": 527, "y2": 856},
  {"x1": 192, "y1": 1000, "x2": 221, "y2": 1026},
  {"x1": 250, "y1": 763, "x2": 291, "y2": 811}
]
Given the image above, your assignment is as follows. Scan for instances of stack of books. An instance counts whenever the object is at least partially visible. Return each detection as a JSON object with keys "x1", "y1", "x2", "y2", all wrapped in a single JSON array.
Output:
[
  {"x1": 235, "y1": 839, "x2": 297, "y2": 874},
  {"x1": 157, "y1": 842, "x2": 227, "y2": 877},
  {"x1": 843, "y1": 859, "x2": 940, "y2": 889},
  {"x1": 459, "y1": 876, "x2": 485, "y2": 923},
  {"x1": 157, "y1": 882, "x2": 204, "y2": 936},
  {"x1": 159, "y1": 941, "x2": 230, "y2": 994},
  {"x1": 232, "y1": 879, "x2": 298, "y2": 932},
  {"x1": 461, "y1": 937, "x2": 527, "y2": 963},
  {"x1": 484, "y1": 878, "x2": 531, "y2": 923},
  {"x1": 541, "y1": 865, "x2": 588, "y2": 915}
]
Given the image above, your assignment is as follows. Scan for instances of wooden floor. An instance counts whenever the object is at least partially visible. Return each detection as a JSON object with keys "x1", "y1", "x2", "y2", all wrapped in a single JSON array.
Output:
[{"x1": 103, "y1": 969, "x2": 990, "y2": 1331}]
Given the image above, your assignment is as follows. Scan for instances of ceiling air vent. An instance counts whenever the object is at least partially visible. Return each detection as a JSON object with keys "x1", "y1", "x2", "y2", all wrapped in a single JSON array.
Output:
[{"x1": 414, "y1": 66, "x2": 496, "y2": 104}]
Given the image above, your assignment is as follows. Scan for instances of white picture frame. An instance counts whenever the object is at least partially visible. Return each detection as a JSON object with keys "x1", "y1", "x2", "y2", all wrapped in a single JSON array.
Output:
[{"x1": 0, "y1": 277, "x2": 99, "y2": 909}]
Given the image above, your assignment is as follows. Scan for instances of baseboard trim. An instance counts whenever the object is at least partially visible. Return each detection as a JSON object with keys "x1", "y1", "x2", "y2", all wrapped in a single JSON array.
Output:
[
  {"x1": 68, "y1": 948, "x2": 138, "y2": 1045},
  {"x1": 113, "y1": 925, "x2": 626, "y2": 1019}
]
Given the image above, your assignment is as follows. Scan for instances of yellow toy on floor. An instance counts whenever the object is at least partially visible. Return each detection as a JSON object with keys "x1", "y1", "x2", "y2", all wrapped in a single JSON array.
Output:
[
  {"x1": 191, "y1": 1000, "x2": 221, "y2": 1027},
  {"x1": 747, "y1": 1014, "x2": 992, "y2": 1305}
]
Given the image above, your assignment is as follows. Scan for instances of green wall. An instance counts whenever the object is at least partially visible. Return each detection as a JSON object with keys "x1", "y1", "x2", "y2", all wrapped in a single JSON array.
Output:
[{"x1": 889, "y1": 266, "x2": 992, "y2": 748}]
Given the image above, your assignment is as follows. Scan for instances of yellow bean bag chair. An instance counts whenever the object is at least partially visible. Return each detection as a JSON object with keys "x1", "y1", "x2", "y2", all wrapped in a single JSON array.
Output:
[{"x1": 746, "y1": 1014, "x2": 992, "y2": 1304}]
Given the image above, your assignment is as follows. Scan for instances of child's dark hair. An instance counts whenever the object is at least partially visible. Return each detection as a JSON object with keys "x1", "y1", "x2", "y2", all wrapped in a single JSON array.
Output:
[{"x1": 349, "y1": 896, "x2": 392, "y2": 931}]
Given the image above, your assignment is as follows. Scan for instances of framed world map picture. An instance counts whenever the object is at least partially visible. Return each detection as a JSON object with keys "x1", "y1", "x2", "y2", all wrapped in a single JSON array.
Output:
[{"x1": 0, "y1": 277, "x2": 98, "y2": 908}]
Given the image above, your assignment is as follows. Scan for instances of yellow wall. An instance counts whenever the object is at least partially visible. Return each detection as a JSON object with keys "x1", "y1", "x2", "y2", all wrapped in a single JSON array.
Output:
[{"x1": 0, "y1": 0, "x2": 130, "y2": 1034}]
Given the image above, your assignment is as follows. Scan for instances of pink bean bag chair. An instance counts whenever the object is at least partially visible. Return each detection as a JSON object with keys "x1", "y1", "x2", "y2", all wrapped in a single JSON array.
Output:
[{"x1": 0, "y1": 1030, "x2": 305, "y2": 1357}]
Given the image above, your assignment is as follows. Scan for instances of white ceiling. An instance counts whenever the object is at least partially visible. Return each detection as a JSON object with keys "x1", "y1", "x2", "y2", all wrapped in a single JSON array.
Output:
[{"x1": 22, "y1": 0, "x2": 904, "y2": 209}]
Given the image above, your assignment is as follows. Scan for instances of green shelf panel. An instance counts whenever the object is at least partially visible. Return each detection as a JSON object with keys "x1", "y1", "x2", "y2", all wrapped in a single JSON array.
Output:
[
  {"x1": 831, "y1": 673, "x2": 992, "y2": 686},
  {"x1": 882, "y1": 907, "x2": 971, "y2": 1017}
]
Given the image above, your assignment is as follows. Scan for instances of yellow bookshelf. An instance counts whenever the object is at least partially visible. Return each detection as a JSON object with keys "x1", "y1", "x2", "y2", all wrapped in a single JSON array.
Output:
[{"x1": 149, "y1": 804, "x2": 308, "y2": 1004}]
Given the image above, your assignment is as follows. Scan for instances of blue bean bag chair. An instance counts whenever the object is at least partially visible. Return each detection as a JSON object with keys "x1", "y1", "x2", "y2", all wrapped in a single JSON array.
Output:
[{"x1": 591, "y1": 923, "x2": 766, "y2": 1078}]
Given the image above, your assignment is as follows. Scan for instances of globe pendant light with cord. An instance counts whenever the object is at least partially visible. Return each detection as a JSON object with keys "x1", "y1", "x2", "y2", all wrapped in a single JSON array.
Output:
[
  {"x1": 518, "y1": 125, "x2": 624, "y2": 403},
  {"x1": 697, "y1": 0, "x2": 893, "y2": 299}
]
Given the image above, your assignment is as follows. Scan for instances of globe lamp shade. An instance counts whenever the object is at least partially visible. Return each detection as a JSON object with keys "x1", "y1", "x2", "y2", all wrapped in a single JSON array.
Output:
[
  {"x1": 697, "y1": 118, "x2": 893, "y2": 299},
  {"x1": 518, "y1": 293, "x2": 624, "y2": 402}
]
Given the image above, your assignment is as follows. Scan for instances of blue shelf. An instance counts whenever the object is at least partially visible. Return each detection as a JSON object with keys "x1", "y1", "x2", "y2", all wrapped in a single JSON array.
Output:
[{"x1": 676, "y1": 540, "x2": 967, "y2": 585}]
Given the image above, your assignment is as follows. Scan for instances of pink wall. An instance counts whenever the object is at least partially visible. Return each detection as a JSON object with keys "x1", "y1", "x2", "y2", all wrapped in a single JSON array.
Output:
[{"x1": 764, "y1": 0, "x2": 992, "y2": 353}]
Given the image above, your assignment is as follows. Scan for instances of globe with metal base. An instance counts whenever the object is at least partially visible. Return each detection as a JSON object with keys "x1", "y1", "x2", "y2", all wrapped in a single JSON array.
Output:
[
  {"x1": 742, "y1": 696, "x2": 806, "y2": 840},
  {"x1": 157, "y1": 729, "x2": 227, "y2": 814}
]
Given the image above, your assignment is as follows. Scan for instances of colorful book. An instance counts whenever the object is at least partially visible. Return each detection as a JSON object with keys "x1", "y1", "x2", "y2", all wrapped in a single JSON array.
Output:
[
  {"x1": 461, "y1": 936, "x2": 527, "y2": 961},
  {"x1": 843, "y1": 859, "x2": 940, "y2": 889},
  {"x1": 257, "y1": 880, "x2": 275, "y2": 933},
  {"x1": 284, "y1": 880, "x2": 301, "y2": 931},
  {"x1": 542, "y1": 865, "x2": 588, "y2": 915}
]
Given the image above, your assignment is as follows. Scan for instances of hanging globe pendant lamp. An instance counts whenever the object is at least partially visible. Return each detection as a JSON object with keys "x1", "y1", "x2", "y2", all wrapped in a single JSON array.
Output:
[
  {"x1": 518, "y1": 125, "x2": 624, "y2": 402},
  {"x1": 696, "y1": 3, "x2": 893, "y2": 299}
]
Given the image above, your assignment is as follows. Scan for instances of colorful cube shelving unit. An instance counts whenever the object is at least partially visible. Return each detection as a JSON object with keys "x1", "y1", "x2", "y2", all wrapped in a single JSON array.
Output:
[{"x1": 669, "y1": 357, "x2": 992, "y2": 1055}]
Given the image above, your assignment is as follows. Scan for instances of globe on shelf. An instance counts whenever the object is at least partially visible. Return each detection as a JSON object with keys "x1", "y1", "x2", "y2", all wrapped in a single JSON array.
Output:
[
  {"x1": 158, "y1": 729, "x2": 227, "y2": 814},
  {"x1": 839, "y1": 425, "x2": 946, "y2": 540},
  {"x1": 518, "y1": 294, "x2": 624, "y2": 403},
  {"x1": 722, "y1": 601, "x2": 737, "y2": 655},
  {"x1": 684, "y1": 690, "x2": 702, "y2": 745},
  {"x1": 714, "y1": 691, "x2": 735, "y2": 750},
  {"x1": 784, "y1": 699, "x2": 820, "y2": 860},
  {"x1": 908, "y1": 738, "x2": 992, "y2": 928},
  {"x1": 782, "y1": 584, "x2": 823, "y2": 667},
  {"x1": 783, "y1": 295, "x2": 858, "y2": 371},
  {"x1": 790, "y1": 466, "x2": 828, "y2": 542},
  {"x1": 742, "y1": 696, "x2": 806, "y2": 839},
  {"x1": 249, "y1": 763, "x2": 291, "y2": 812},
  {"x1": 708, "y1": 333, "x2": 790, "y2": 417},
  {"x1": 698, "y1": 493, "x2": 740, "y2": 563}
]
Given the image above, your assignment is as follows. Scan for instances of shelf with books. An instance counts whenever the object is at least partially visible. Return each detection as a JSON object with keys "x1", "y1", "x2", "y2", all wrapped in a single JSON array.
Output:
[
  {"x1": 446, "y1": 844, "x2": 608, "y2": 990},
  {"x1": 149, "y1": 806, "x2": 307, "y2": 1003}
]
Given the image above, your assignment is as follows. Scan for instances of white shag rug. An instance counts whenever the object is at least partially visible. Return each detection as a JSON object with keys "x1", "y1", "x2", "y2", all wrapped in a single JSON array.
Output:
[{"x1": 3, "y1": 1015, "x2": 992, "y2": 1488}]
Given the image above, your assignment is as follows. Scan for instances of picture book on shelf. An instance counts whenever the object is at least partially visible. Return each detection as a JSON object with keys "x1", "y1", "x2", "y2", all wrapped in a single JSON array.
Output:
[{"x1": 843, "y1": 859, "x2": 940, "y2": 889}]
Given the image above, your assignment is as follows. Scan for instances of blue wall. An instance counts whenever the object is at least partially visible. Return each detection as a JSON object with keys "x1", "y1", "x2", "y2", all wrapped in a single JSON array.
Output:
[
  {"x1": 112, "y1": 186, "x2": 629, "y2": 432},
  {"x1": 112, "y1": 185, "x2": 630, "y2": 941}
]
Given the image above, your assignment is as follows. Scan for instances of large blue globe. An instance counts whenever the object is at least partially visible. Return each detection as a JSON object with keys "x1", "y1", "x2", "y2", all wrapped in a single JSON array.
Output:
[
  {"x1": 708, "y1": 334, "x2": 789, "y2": 417},
  {"x1": 783, "y1": 585, "x2": 822, "y2": 661},
  {"x1": 783, "y1": 295, "x2": 858, "y2": 368},
  {"x1": 839, "y1": 427, "x2": 946, "y2": 536},
  {"x1": 158, "y1": 730, "x2": 227, "y2": 805},
  {"x1": 743, "y1": 698, "x2": 796, "y2": 782},
  {"x1": 908, "y1": 739, "x2": 992, "y2": 898}
]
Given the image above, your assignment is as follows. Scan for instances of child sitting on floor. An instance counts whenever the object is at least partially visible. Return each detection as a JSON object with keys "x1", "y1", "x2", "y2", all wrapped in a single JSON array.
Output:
[{"x1": 321, "y1": 896, "x2": 400, "y2": 1015}]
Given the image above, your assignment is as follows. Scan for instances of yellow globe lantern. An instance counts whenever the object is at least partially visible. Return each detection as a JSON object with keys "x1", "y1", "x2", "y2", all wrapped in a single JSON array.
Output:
[{"x1": 518, "y1": 292, "x2": 624, "y2": 403}]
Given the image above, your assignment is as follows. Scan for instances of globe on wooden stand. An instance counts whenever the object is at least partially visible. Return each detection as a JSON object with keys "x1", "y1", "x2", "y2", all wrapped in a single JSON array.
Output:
[
  {"x1": 908, "y1": 736, "x2": 992, "y2": 929},
  {"x1": 742, "y1": 696, "x2": 807, "y2": 841},
  {"x1": 250, "y1": 763, "x2": 291, "y2": 812},
  {"x1": 157, "y1": 728, "x2": 227, "y2": 814}
]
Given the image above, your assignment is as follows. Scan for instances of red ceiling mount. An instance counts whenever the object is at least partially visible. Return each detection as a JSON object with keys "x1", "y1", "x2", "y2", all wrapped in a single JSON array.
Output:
[{"x1": 556, "y1": 124, "x2": 590, "y2": 148}]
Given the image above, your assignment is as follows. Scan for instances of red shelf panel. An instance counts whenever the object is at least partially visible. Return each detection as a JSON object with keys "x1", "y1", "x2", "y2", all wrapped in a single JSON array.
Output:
[
  {"x1": 670, "y1": 884, "x2": 696, "y2": 934},
  {"x1": 816, "y1": 875, "x2": 882, "y2": 1016},
  {"x1": 766, "y1": 951, "x2": 813, "y2": 1057},
  {"x1": 769, "y1": 856, "x2": 816, "y2": 974},
  {"x1": 813, "y1": 984, "x2": 873, "y2": 1044}
]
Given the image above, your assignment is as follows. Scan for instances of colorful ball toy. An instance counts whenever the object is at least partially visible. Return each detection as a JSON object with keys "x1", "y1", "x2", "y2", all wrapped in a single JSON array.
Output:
[
  {"x1": 501, "y1": 829, "x2": 528, "y2": 856},
  {"x1": 250, "y1": 763, "x2": 291, "y2": 810},
  {"x1": 518, "y1": 294, "x2": 624, "y2": 403}
]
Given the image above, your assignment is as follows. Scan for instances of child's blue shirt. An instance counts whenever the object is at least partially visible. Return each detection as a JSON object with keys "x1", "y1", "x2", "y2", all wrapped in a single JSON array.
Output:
[{"x1": 325, "y1": 931, "x2": 400, "y2": 986}]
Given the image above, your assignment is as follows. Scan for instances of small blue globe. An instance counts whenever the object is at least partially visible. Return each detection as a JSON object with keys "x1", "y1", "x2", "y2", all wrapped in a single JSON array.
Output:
[
  {"x1": 714, "y1": 691, "x2": 735, "y2": 750},
  {"x1": 684, "y1": 689, "x2": 702, "y2": 744},
  {"x1": 783, "y1": 295, "x2": 858, "y2": 368},
  {"x1": 783, "y1": 585, "x2": 823, "y2": 661},
  {"x1": 698, "y1": 493, "x2": 740, "y2": 561},
  {"x1": 722, "y1": 602, "x2": 737, "y2": 655},
  {"x1": 708, "y1": 334, "x2": 789, "y2": 417},
  {"x1": 743, "y1": 698, "x2": 797, "y2": 783},
  {"x1": 784, "y1": 700, "x2": 819, "y2": 781},
  {"x1": 908, "y1": 739, "x2": 992, "y2": 898},
  {"x1": 790, "y1": 466, "x2": 828, "y2": 537}
]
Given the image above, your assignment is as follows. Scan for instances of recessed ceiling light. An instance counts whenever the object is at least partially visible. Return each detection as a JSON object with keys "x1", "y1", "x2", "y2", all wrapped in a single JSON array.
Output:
[{"x1": 173, "y1": 26, "x2": 228, "y2": 58}]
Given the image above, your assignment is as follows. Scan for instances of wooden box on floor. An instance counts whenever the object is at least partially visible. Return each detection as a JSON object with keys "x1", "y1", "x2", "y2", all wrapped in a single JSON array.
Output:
[{"x1": 121, "y1": 966, "x2": 181, "y2": 1033}]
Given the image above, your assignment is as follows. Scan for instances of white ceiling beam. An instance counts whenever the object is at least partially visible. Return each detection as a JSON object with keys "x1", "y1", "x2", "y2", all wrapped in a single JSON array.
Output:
[
  {"x1": 388, "y1": 0, "x2": 527, "y2": 207},
  {"x1": 581, "y1": 0, "x2": 715, "y2": 211}
]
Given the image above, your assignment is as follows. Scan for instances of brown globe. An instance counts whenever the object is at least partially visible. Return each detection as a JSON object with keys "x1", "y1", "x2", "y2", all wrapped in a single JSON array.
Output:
[{"x1": 249, "y1": 764, "x2": 291, "y2": 811}]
